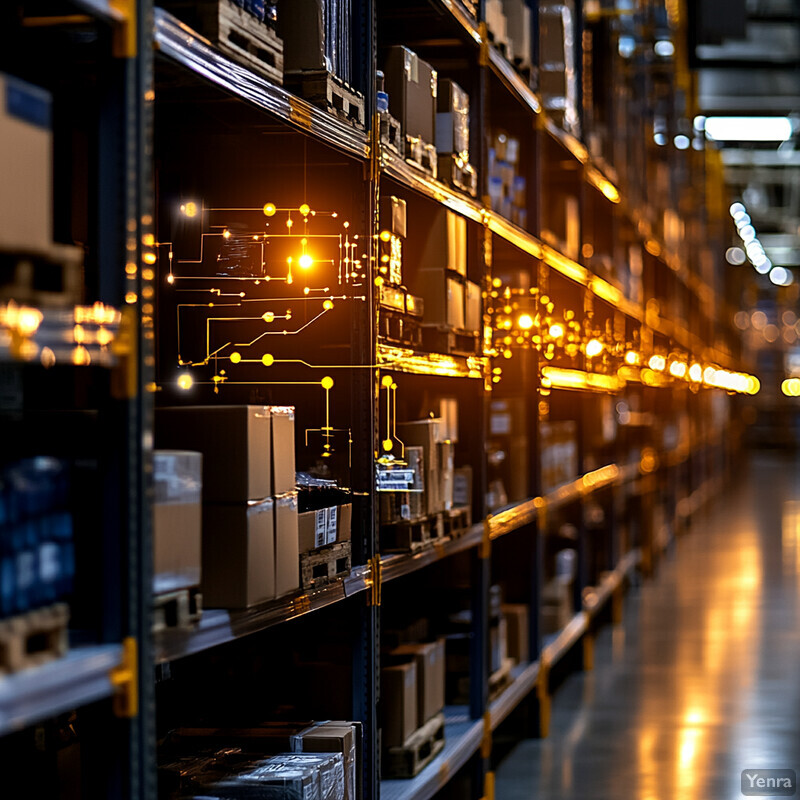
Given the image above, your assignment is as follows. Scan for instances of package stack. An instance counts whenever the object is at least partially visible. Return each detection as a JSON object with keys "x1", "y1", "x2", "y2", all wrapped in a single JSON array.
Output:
[
  {"x1": 539, "y1": 421, "x2": 578, "y2": 495},
  {"x1": 384, "y1": 46, "x2": 438, "y2": 177},
  {"x1": 297, "y1": 473, "x2": 352, "y2": 590},
  {"x1": 485, "y1": 0, "x2": 510, "y2": 57},
  {"x1": 377, "y1": 195, "x2": 424, "y2": 348},
  {"x1": 162, "y1": 720, "x2": 362, "y2": 800},
  {"x1": 501, "y1": 603, "x2": 530, "y2": 665},
  {"x1": 539, "y1": 0, "x2": 580, "y2": 135},
  {"x1": 542, "y1": 548, "x2": 576, "y2": 634},
  {"x1": 436, "y1": 80, "x2": 477, "y2": 197},
  {"x1": 501, "y1": 0, "x2": 533, "y2": 72},
  {"x1": 155, "y1": 405, "x2": 300, "y2": 610},
  {"x1": 0, "y1": 74, "x2": 83, "y2": 308},
  {"x1": 278, "y1": 0, "x2": 364, "y2": 127},
  {"x1": 152, "y1": 451, "x2": 203, "y2": 629},
  {"x1": 159, "y1": 0, "x2": 284, "y2": 86},
  {"x1": 411, "y1": 208, "x2": 482, "y2": 348},
  {"x1": 488, "y1": 131, "x2": 527, "y2": 229},
  {"x1": 0, "y1": 457, "x2": 73, "y2": 672}
]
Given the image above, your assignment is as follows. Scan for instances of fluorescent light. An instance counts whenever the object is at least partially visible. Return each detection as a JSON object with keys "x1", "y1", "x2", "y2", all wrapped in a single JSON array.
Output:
[{"x1": 705, "y1": 116, "x2": 793, "y2": 142}]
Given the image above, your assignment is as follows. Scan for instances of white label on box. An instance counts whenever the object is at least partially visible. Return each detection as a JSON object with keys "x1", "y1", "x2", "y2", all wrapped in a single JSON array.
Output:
[
  {"x1": 326, "y1": 506, "x2": 338, "y2": 545},
  {"x1": 314, "y1": 509, "x2": 327, "y2": 549}
]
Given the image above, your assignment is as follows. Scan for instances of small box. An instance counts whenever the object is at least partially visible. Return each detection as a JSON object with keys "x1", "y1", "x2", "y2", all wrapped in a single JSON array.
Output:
[
  {"x1": 436, "y1": 79, "x2": 469, "y2": 157},
  {"x1": 381, "y1": 661, "x2": 418, "y2": 747},
  {"x1": 298, "y1": 507, "x2": 329, "y2": 553},
  {"x1": 153, "y1": 450, "x2": 202, "y2": 595},
  {"x1": 453, "y1": 466, "x2": 473, "y2": 507},
  {"x1": 420, "y1": 208, "x2": 467, "y2": 276},
  {"x1": 291, "y1": 722, "x2": 360, "y2": 800},
  {"x1": 502, "y1": 603, "x2": 530, "y2": 664},
  {"x1": 275, "y1": 491, "x2": 300, "y2": 597},
  {"x1": 398, "y1": 420, "x2": 441, "y2": 515},
  {"x1": 384, "y1": 46, "x2": 437, "y2": 144},
  {"x1": 486, "y1": 0, "x2": 508, "y2": 47},
  {"x1": 155, "y1": 406, "x2": 271, "y2": 503},
  {"x1": 390, "y1": 638, "x2": 445, "y2": 725},
  {"x1": 380, "y1": 195, "x2": 407, "y2": 239},
  {"x1": 0, "y1": 74, "x2": 53, "y2": 254},
  {"x1": 338, "y1": 503, "x2": 352, "y2": 542},
  {"x1": 203, "y1": 499, "x2": 275, "y2": 608},
  {"x1": 430, "y1": 397, "x2": 458, "y2": 442},
  {"x1": 502, "y1": 0, "x2": 532, "y2": 66},
  {"x1": 415, "y1": 272, "x2": 465, "y2": 329},
  {"x1": 270, "y1": 406, "x2": 297, "y2": 495},
  {"x1": 465, "y1": 280, "x2": 482, "y2": 334}
]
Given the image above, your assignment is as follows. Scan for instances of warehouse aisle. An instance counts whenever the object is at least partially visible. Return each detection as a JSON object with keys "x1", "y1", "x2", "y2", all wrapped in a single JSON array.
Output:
[{"x1": 495, "y1": 452, "x2": 800, "y2": 800}]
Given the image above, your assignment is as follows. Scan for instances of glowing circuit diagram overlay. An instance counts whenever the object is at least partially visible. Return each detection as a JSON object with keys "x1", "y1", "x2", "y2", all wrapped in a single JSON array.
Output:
[{"x1": 161, "y1": 201, "x2": 370, "y2": 459}]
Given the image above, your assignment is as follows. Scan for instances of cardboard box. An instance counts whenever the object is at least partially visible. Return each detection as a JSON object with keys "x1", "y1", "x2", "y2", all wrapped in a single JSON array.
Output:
[
  {"x1": 453, "y1": 466, "x2": 473, "y2": 507},
  {"x1": 490, "y1": 616, "x2": 508, "y2": 674},
  {"x1": 292, "y1": 723, "x2": 359, "y2": 800},
  {"x1": 540, "y1": 420, "x2": 578, "y2": 495},
  {"x1": 465, "y1": 280, "x2": 482, "y2": 333},
  {"x1": 298, "y1": 503, "x2": 352, "y2": 552},
  {"x1": 436, "y1": 79, "x2": 469, "y2": 157},
  {"x1": 155, "y1": 406, "x2": 271, "y2": 503},
  {"x1": 439, "y1": 441, "x2": 454, "y2": 511},
  {"x1": 420, "y1": 208, "x2": 467, "y2": 276},
  {"x1": 502, "y1": 603, "x2": 530, "y2": 664},
  {"x1": 397, "y1": 421, "x2": 441, "y2": 515},
  {"x1": 0, "y1": 74, "x2": 52, "y2": 254},
  {"x1": 380, "y1": 195, "x2": 407, "y2": 239},
  {"x1": 384, "y1": 46, "x2": 437, "y2": 144},
  {"x1": 270, "y1": 406, "x2": 296, "y2": 495},
  {"x1": 277, "y1": 0, "x2": 325, "y2": 73},
  {"x1": 203, "y1": 499, "x2": 275, "y2": 607},
  {"x1": 381, "y1": 661, "x2": 417, "y2": 747},
  {"x1": 339, "y1": 503, "x2": 352, "y2": 542},
  {"x1": 486, "y1": 0, "x2": 508, "y2": 49},
  {"x1": 390, "y1": 639, "x2": 445, "y2": 725},
  {"x1": 153, "y1": 450, "x2": 202, "y2": 595},
  {"x1": 415, "y1": 271, "x2": 465, "y2": 329},
  {"x1": 502, "y1": 0, "x2": 532, "y2": 66},
  {"x1": 275, "y1": 492, "x2": 300, "y2": 596}
]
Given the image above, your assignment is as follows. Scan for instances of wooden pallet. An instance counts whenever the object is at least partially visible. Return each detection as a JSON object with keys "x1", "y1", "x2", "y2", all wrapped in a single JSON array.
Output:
[
  {"x1": 404, "y1": 136, "x2": 437, "y2": 178},
  {"x1": 153, "y1": 586, "x2": 203, "y2": 633},
  {"x1": 300, "y1": 540, "x2": 352, "y2": 590},
  {"x1": 0, "y1": 603, "x2": 69, "y2": 675},
  {"x1": 421, "y1": 325, "x2": 481, "y2": 356},
  {"x1": 383, "y1": 712, "x2": 445, "y2": 779},
  {"x1": 379, "y1": 309, "x2": 423, "y2": 349},
  {"x1": 186, "y1": 0, "x2": 284, "y2": 85},
  {"x1": 0, "y1": 244, "x2": 84, "y2": 308},
  {"x1": 380, "y1": 111, "x2": 402, "y2": 152},
  {"x1": 381, "y1": 512, "x2": 444, "y2": 552},
  {"x1": 285, "y1": 71, "x2": 365, "y2": 128},
  {"x1": 443, "y1": 505, "x2": 472, "y2": 538},
  {"x1": 488, "y1": 657, "x2": 514, "y2": 702},
  {"x1": 437, "y1": 155, "x2": 478, "y2": 197}
]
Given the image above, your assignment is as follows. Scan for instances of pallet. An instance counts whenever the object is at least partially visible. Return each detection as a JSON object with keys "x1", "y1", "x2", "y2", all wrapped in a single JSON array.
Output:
[
  {"x1": 381, "y1": 512, "x2": 445, "y2": 552},
  {"x1": 437, "y1": 154, "x2": 478, "y2": 197},
  {"x1": 383, "y1": 712, "x2": 445, "y2": 779},
  {"x1": 188, "y1": 0, "x2": 283, "y2": 85},
  {"x1": 379, "y1": 309, "x2": 423, "y2": 349},
  {"x1": 0, "y1": 603, "x2": 69, "y2": 675},
  {"x1": 421, "y1": 325, "x2": 481, "y2": 356},
  {"x1": 285, "y1": 70, "x2": 365, "y2": 128},
  {"x1": 404, "y1": 136, "x2": 437, "y2": 178},
  {"x1": 488, "y1": 657, "x2": 514, "y2": 702},
  {"x1": 153, "y1": 586, "x2": 203, "y2": 633},
  {"x1": 380, "y1": 111, "x2": 402, "y2": 152},
  {"x1": 443, "y1": 505, "x2": 472, "y2": 539},
  {"x1": 0, "y1": 244, "x2": 84, "y2": 308},
  {"x1": 300, "y1": 540, "x2": 352, "y2": 590}
]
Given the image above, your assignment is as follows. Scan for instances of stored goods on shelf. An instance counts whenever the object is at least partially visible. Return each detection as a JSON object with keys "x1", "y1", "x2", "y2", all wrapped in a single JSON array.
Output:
[
  {"x1": 396, "y1": 420, "x2": 442, "y2": 516},
  {"x1": 485, "y1": 0, "x2": 509, "y2": 56},
  {"x1": 387, "y1": 638, "x2": 446, "y2": 726},
  {"x1": 153, "y1": 450, "x2": 202, "y2": 597},
  {"x1": 271, "y1": 407, "x2": 297, "y2": 495},
  {"x1": 298, "y1": 504, "x2": 351, "y2": 552},
  {"x1": 202, "y1": 498, "x2": 275, "y2": 607},
  {"x1": 160, "y1": 0, "x2": 283, "y2": 85},
  {"x1": 502, "y1": 603, "x2": 530, "y2": 665},
  {"x1": 436, "y1": 80, "x2": 469, "y2": 159},
  {"x1": 501, "y1": 0, "x2": 532, "y2": 70},
  {"x1": 381, "y1": 660, "x2": 417, "y2": 748},
  {"x1": 538, "y1": 0, "x2": 580, "y2": 133},
  {"x1": 274, "y1": 491, "x2": 301, "y2": 597},
  {"x1": 540, "y1": 420, "x2": 579, "y2": 495}
]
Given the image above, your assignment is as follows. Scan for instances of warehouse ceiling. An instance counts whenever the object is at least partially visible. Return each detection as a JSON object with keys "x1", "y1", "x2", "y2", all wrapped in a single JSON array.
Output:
[{"x1": 691, "y1": 0, "x2": 800, "y2": 274}]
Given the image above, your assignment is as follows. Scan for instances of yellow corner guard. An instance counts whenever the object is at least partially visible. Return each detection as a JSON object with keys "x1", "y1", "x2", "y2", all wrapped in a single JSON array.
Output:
[{"x1": 110, "y1": 636, "x2": 138, "y2": 718}]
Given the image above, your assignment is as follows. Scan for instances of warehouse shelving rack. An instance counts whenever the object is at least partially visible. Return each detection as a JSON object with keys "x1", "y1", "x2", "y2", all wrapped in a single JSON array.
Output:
[{"x1": 0, "y1": 0, "x2": 754, "y2": 798}]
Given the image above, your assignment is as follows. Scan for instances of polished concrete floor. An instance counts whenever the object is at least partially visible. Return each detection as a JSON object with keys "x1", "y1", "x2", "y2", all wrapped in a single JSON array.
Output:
[{"x1": 495, "y1": 452, "x2": 800, "y2": 800}]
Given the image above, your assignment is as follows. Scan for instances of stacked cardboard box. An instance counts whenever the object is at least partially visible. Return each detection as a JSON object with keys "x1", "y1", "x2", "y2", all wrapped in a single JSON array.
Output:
[
  {"x1": 436, "y1": 80, "x2": 477, "y2": 196},
  {"x1": 396, "y1": 419, "x2": 456, "y2": 517},
  {"x1": 540, "y1": 420, "x2": 578, "y2": 495},
  {"x1": 155, "y1": 405, "x2": 300, "y2": 608},
  {"x1": 488, "y1": 132, "x2": 527, "y2": 229},
  {"x1": 539, "y1": 0, "x2": 580, "y2": 134}
]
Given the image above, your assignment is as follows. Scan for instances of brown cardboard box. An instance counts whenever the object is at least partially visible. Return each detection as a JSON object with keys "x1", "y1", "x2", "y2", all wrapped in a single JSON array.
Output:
[
  {"x1": 274, "y1": 492, "x2": 300, "y2": 597},
  {"x1": 277, "y1": 0, "x2": 325, "y2": 73},
  {"x1": 155, "y1": 406, "x2": 271, "y2": 503},
  {"x1": 502, "y1": 603, "x2": 530, "y2": 664},
  {"x1": 298, "y1": 508, "x2": 329, "y2": 553},
  {"x1": 390, "y1": 639, "x2": 445, "y2": 725},
  {"x1": 384, "y1": 46, "x2": 437, "y2": 144},
  {"x1": 381, "y1": 661, "x2": 418, "y2": 747},
  {"x1": 291, "y1": 723, "x2": 359, "y2": 800},
  {"x1": 0, "y1": 74, "x2": 52, "y2": 254},
  {"x1": 502, "y1": 0, "x2": 532, "y2": 66},
  {"x1": 338, "y1": 503, "x2": 352, "y2": 542},
  {"x1": 270, "y1": 406, "x2": 296, "y2": 495},
  {"x1": 415, "y1": 272, "x2": 465, "y2": 329},
  {"x1": 465, "y1": 280, "x2": 482, "y2": 334},
  {"x1": 436, "y1": 79, "x2": 470, "y2": 157},
  {"x1": 153, "y1": 450, "x2": 202, "y2": 595},
  {"x1": 420, "y1": 208, "x2": 467, "y2": 276},
  {"x1": 202, "y1": 500, "x2": 275, "y2": 608},
  {"x1": 397, "y1": 420, "x2": 442, "y2": 515}
]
